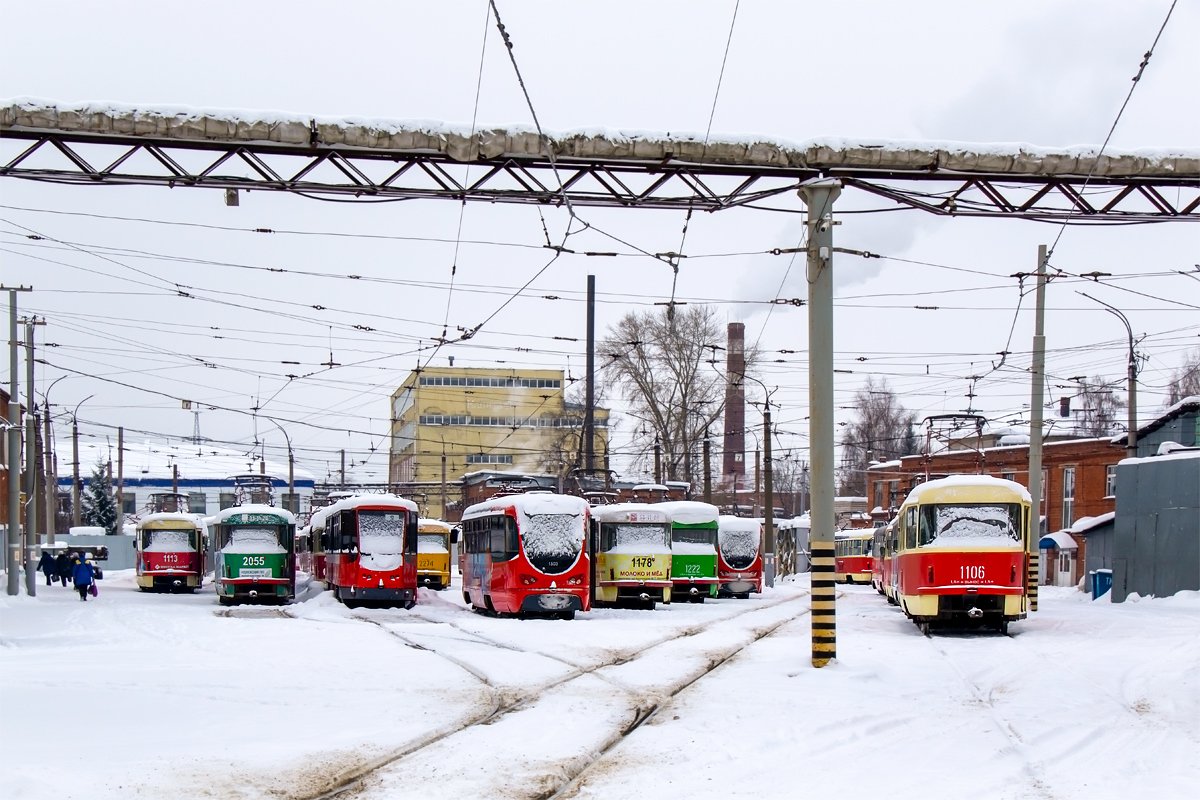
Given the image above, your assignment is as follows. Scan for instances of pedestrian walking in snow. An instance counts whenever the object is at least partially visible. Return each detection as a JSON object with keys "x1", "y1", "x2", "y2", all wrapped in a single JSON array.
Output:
[
  {"x1": 37, "y1": 550, "x2": 57, "y2": 586},
  {"x1": 73, "y1": 557, "x2": 95, "y2": 601},
  {"x1": 56, "y1": 552, "x2": 73, "y2": 586}
]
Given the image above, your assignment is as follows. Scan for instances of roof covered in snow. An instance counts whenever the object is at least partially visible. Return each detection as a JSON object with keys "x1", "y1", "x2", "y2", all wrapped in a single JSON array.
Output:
[
  {"x1": 653, "y1": 501, "x2": 720, "y2": 525},
  {"x1": 1113, "y1": 396, "x2": 1200, "y2": 444},
  {"x1": 5, "y1": 98, "x2": 1197, "y2": 178},
  {"x1": 1040, "y1": 531, "x2": 1078, "y2": 550},
  {"x1": 907, "y1": 474, "x2": 1033, "y2": 504},
  {"x1": 591, "y1": 504, "x2": 671, "y2": 524},
  {"x1": 61, "y1": 440, "x2": 316, "y2": 485}
]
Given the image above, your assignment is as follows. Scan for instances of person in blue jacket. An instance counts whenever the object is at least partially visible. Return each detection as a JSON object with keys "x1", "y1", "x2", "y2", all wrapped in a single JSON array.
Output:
[
  {"x1": 38, "y1": 550, "x2": 57, "y2": 586},
  {"x1": 72, "y1": 557, "x2": 95, "y2": 601}
]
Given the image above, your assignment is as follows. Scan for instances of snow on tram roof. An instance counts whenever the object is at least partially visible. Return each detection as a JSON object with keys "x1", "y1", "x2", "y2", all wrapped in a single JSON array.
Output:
[
  {"x1": 591, "y1": 503, "x2": 671, "y2": 524},
  {"x1": 906, "y1": 475, "x2": 1032, "y2": 504},
  {"x1": 138, "y1": 512, "x2": 205, "y2": 528},
  {"x1": 718, "y1": 515, "x2": 761, "y2": 533},
  {"x1": 213, "y1": 504, "x2": 296, "y2": 525},
  {"x1": 653, "y1": 501, "x2": 720, "y2": 525},
  {"x1": 464, "y1": 492, "x2": 589, "y2": 519}
]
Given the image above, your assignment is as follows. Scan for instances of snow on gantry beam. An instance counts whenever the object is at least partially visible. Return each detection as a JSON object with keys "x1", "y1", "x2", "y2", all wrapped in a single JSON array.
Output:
[{"x1": 2, "y1": 98, "x2": 1198, "y2": 219}]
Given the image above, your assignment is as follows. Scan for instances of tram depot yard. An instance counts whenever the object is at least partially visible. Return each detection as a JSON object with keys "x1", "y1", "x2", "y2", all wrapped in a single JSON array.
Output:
[{"x1": 1, "y1": 573, "x2": 1195, "y2": 800}]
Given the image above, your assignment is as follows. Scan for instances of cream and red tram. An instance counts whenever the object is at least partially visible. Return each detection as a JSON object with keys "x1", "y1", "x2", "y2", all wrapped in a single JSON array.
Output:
[
  {"x1": 894, "y1": 475, "x2": 1031, "y2": 633},
  {"x1": 590, "y1": 503, "x2": 673, "y2": 609}
]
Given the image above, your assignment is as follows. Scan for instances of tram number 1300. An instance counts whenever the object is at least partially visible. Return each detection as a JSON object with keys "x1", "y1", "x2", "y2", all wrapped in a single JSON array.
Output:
[{"x1": 960, "y1": 565, "x2": 986, "y2": 580}]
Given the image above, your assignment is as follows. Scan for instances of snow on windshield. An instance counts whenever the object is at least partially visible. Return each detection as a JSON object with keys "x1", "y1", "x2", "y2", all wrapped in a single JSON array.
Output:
[
  {"x1": 418, "y1": 533, "x2": 448, "y2": 554},
  {"x1": 925, "y1": 504, "x2": 1020, "y2": 547},
  {"x1": 523, "y1": 514, "x2": 583, "y2": 560},
  {"x1": 223, "y1": 527, "x2": 284, "y2": 554},
  {"x1": 359, "y1": 511, "x2": 405, "y2": 554},
  {"x1": 144, "y1": 530, "x2": 192, "y2": 553},
  {"x1": 615, "y1": 524, "x2": 668, "y2": 548},
  {"x1": 719, "y1": 527, "x2": 760, "y2": 567}
]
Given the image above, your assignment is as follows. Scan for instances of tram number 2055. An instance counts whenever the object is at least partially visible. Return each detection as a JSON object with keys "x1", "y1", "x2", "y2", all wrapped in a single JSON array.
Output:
[
  {"x1": 241, "y1": 556, "x2": 267, "y2": 567},
  {"x1": 960, "y1": 565, "x2": 986, "y2": 580}
]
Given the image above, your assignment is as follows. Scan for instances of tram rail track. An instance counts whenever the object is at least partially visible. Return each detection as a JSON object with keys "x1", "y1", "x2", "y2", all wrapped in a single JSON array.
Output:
[{"x1": 295, "y1": 591, "x2": 811, "y2": 800}]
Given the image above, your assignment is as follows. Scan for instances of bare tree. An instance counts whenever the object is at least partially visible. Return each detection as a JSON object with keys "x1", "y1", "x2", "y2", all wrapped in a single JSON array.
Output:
[
  {"x1": 537, "y1": 380, "x2": 610, "y2": 483},
  {"x1": 838, "y1": 376, "x2": 917, "y2": 495},
  {"x1": 601, "y1": 306, "x2": 727, "y2": 484},
  {"x1": 1165, "y1": 347, "x2": 1200, "y2": 406},
  {"x1": 1077, "y1": 375, "x2": 1126, "y2": 436}
]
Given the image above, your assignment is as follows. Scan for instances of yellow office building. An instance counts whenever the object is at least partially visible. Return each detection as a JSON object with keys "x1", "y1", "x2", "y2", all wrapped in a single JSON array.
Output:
[{"x1": 389, "y1": 368, "x2": 609, "y2": 518}]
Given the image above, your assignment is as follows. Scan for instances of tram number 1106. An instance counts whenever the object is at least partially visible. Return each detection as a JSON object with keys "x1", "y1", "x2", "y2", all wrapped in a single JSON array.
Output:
[{"x1": 960, "y1": 565, "x2": 986, "y2": 580}]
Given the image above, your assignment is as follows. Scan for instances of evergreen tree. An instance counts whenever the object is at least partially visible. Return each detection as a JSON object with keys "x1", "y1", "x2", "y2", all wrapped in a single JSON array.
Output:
[{"x1": 82, "y1": 459, "x2": 120, "y2": 535}]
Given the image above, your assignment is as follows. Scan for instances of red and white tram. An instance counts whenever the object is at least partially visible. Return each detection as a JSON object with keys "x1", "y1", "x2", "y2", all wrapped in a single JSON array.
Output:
[
  {"x1": 461, "y1": 493, "x2": 591, "y2": 619},
  {"x1": 894, "y1": 475, "x2": 1031, "y2": 633},
  {"x1": 319, "y1": 495, "x2": 419, "y2": 609},
  {"x1": 716, "y1": 516, "x2": 762, "y2": 598},
  {"x1": 834, "y1": 529, "x2": 875, "y2": 584},
  {"x1": 135, "y1": 512, "x2": 207, "y2": 592}
]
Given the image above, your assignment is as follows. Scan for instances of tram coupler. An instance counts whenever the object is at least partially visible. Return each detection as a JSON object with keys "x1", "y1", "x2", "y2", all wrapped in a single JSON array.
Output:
[
  {"x1": 689, "y1": 587, "x2": 699, "y2": 596},
  {"x1": 967, "y1": 607, "x2": 984, "y2": 619},
  {"x1": 172, "y1": 579, "x2": 183, "y2": 588},
  {"x1": 248, "y1": 590, "x2": 259, "y2": 599},
  {"x1": 638, "y1": 593, "x2": 651, "y2": 602}
]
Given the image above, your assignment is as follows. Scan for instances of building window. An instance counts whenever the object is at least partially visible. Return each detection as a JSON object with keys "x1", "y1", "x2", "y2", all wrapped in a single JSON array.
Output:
[
  {"x1": 419, "y1": 376, "x2": 561, "y2": 389},
  {"x1": 280, "y1": 492, "x2": 299, "y2": 513},
  {"x1": 874, "y1": 481, "x2": 884, "y2": 511},
  {"x1": 1062, "y1": 467, "x2": 1076, "y2": 529},
  {"x1": 188, "y1": 492, "x2": 207, "y2": 514},
  {"x1": 466, "y1": 454, "x2": 514, "y2": 465},
  {"x1": 1105, "y1": 465, "x2": 1117, "y2": 498},
  {"x1": 118, "y1": 492, "x2": 136, "y2": 515},
  {"x1": 219, "y1": 492, "x2": 236, "y2": 510},
  {"x1": 888, "y1": 480, "x2": 899, "y2": 509},
  {"x1": 1000, "y1": 471, "x2": 1015, "y2": 482}
]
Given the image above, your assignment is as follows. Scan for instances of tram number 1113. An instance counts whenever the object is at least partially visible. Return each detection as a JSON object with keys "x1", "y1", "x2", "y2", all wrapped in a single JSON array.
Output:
[{"x1": 960, "y1": 565, "x2": 986, "y2": 580}]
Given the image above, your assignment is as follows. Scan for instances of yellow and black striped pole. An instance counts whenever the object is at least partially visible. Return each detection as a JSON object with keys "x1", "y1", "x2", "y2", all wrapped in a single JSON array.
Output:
[
  {"x1": 1027, "y1": 551, "x2": 1039, "y2": 612},
  {"x1": 801, "y1": 179, "x2": 842, "y2": 668},
  {"x1": 810, "y1": 541, "x2": 836, "y2": 664}
]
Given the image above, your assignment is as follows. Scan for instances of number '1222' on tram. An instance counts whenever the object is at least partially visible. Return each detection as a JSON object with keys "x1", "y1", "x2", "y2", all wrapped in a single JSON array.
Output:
[{"x1": 461, "y1": 493, "x2": 591, "y2": 619}]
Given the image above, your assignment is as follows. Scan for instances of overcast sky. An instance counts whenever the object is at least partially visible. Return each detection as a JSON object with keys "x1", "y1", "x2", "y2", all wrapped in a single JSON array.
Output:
[{"x1": 2, "y1": 0, "x2": 1197, "y2": 484}]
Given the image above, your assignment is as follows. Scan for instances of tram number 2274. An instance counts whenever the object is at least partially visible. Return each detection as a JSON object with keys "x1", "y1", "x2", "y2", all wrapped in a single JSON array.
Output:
[
  {"x1": 241, "y1": 556, "x2": 267, "y2": 567},
  {"x1": 960, "y1": 565, "x2": 985, "y2": 580}
]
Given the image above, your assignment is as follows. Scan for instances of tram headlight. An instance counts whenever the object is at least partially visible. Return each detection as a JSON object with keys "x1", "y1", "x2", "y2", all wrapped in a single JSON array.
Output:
[
  {"x1": 566, "y1": 575, "x2": 582, "y2": 586},
  {"x1": 520, "y1": 574, "x2": 537, "y2": 586}
]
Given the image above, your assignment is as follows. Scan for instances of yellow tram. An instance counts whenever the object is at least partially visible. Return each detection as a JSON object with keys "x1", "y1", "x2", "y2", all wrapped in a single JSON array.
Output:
[{"x1": 417, "y1": 518, "x2": 453, "y2": 590}]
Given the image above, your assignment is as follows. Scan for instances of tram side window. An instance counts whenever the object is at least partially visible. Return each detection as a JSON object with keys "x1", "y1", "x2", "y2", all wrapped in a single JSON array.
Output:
[
  {"x1": 490, "y1": 515, "x2": 519, "y2": 561},
  {"x1": 904, "y1": 507, "x2": 917, "y2": 549}
]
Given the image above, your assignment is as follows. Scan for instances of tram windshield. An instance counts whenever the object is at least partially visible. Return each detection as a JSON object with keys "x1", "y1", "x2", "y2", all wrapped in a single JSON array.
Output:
[
  {"x1": 600, "y1": 522, "x2": 671, "y2": 553},
  {"x1": 358, "y1": 511, "x2": 406, "y2": 554},
  {"x1": 919, "y1": 503, "x2": 1023, "y2": 547},
  {"x1": 719, "y1": 527, "x2": 759, "y2": 569},
  {"x1": 418, "y1": 533, "x2": 449, "y2": 553},
  {"x1": 223, "y1": 527, "x2": 285, "y2": 553},
  {"x1": 522, "y1": 513, "x2": 584, "y2": 574},
  {"x1": 672, "y1": 525, "x2": 717, "y2": 548},
  {"x1": 142, "y1": 529, "x2": 196, "y2": 552}
]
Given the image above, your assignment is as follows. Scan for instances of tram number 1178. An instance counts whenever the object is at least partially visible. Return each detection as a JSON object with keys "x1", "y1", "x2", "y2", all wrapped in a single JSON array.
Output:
[{"x1": 960, "y1": 565, "x2": 986, "y2": 580}]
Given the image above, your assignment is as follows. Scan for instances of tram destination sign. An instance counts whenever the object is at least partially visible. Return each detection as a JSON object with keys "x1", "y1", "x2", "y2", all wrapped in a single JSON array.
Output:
[{"x1": 224, "y1": 512, "x2": 289, "y2": 526}]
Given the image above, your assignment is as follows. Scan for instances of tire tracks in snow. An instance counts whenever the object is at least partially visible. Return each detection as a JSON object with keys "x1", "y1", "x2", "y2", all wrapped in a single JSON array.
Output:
[{"x1": 295, "y1": 592, "x2": 810, "y2": 800}]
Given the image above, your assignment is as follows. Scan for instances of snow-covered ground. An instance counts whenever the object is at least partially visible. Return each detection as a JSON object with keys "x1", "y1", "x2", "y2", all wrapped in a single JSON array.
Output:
[{"x1": 1, "y1": 571, "x2": 1195, "y2": 800}]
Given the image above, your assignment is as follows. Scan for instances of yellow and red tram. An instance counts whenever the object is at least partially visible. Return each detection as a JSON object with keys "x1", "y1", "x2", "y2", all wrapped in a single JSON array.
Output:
[
  {"x1": 893, "y1": 475, "x2": 1031, "y2": 633},
  {"x1": 834, "y1": 529, "x2": 875, "y2": 584}
]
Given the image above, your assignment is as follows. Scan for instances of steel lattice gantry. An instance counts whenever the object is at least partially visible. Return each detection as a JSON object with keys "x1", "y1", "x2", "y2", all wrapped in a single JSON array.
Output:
[{"x1": 2, "y1": 101, "x2": 1199, "y2": 220}]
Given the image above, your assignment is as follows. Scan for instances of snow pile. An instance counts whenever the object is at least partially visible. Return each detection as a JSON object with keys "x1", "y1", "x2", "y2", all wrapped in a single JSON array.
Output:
[
  {"x1": 143, "y1": 530, "x2": 192, "y2": 553},
  {"x1": 654, "y1": 501, "x2": 719, "y2": 525},
  {"x1": 610, "y1": 524, "x2": 671, "y2": 552},
  {"x1": 719, "y1": 516, "x2": 761, "y2": 566},
  {"x1": 672, "y1": 541, "x2": 717, "y2": 556},
  {"x1": 358, "y1": 511, "x2": 406, "y2": 571}
]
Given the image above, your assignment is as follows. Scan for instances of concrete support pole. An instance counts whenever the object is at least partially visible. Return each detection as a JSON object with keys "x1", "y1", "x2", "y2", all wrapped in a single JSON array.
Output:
[
  {"x1": 72, "y1": 417, "x2": 81, "y2": 529},
  {"x1": 584, "y1": 274, "x2": 596, "y2": 473},
  {"x1": 763, "y1": 406, "x2": 775, "y2": 588},
  {"x1": 44, "y1": 411, "x2": 55, "y2": 545},
  {"x1": 116, "y1": 427, "x2": 124, "y2": 524},
  {"x1": 24, "y1": 318, "x2": 38, "y2": 595},
  {"x1": 1027, "y1": 244, "x2": 1048, "y2": 613},
  {"x1": 1126, "y1": 349, "x2": 1138, "y2": 459},
  {"x1": 653, "y1": 439, "x2": 662, "y2": 485},
  {"x1": 7, "y1": 289, "x2": 25, "y2": 595},
  {"x1": 702, "y1": 438, "x2": 712, "y2": 503},
  {"x1": 441, "y1": 450, "x2": 447, "y2": 520},
  {"x1": 800, "y1": 179, "x2": 841, "y2": 667}
]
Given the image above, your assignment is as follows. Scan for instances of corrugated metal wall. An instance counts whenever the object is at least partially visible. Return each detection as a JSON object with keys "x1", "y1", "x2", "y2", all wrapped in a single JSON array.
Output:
[{"x1": 1112, "y1": 455, "x2": 1200, "y2": 601}]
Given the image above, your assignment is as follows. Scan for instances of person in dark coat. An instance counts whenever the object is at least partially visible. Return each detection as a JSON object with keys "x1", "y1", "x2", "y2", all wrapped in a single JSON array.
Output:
[
  {"x1": 38, "y1": 550, "x2": 57, "y2": 586},
  {"x1": 72, "y1": 558, "x2": 95, "y2": 601},
  {"x1": 56, "y1": 552, "x2": 73, "y2": 586}
]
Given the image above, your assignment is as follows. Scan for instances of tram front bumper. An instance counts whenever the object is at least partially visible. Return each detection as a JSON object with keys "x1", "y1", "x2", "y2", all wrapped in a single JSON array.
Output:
[
  {"x1": 338, "y1": 586, "x2": 416, "y2": 604},
  {"x1": 519, "y1": 593, "x2": 583, "y2": 614}
]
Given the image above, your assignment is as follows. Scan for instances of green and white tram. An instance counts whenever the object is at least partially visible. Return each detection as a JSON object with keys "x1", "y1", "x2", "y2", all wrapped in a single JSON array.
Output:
[{"x1": 213, "y1": 475, "x2": 297, "y2": 606}]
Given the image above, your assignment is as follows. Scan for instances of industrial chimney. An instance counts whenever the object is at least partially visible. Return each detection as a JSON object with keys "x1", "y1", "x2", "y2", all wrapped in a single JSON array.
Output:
[{"x1": 721, "y1": 322, "x2": 746, "y2": 489}]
